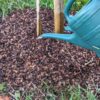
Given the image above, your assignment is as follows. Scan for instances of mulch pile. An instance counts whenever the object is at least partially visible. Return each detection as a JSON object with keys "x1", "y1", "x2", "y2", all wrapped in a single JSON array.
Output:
[{"x1": 0, "y1": 8, "x2": 100, "y2": 93}]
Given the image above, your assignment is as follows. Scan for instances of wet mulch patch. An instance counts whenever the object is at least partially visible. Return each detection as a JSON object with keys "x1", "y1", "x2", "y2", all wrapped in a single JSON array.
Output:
[{"x1": 0, "y1": 8, "x2": 100, "y2": 95}]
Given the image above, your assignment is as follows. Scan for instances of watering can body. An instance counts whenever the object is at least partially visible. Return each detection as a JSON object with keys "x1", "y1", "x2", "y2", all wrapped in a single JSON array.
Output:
[{"x1": 39, "y1": 0, "x2": 100, "y2": 57}]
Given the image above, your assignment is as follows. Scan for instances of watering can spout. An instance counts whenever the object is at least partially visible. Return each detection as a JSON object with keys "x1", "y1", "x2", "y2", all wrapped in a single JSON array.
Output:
[
  {"x1": 38, "y1": 33, "x2": 91, "y2": 49},
  {"x1": 38, "y1": 33, "x2": 75, "y2": 42}
]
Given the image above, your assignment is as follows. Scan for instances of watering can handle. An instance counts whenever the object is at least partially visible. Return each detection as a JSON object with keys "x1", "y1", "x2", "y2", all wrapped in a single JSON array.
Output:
[
  {"x1": 64, "y1": 0, "x2": 75, "y2": 22},
  {"x1": 64, "y1": 0, "x2": 92, "y2": 22}
]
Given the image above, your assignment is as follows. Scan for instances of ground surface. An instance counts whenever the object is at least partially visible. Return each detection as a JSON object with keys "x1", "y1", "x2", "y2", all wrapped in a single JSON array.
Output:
[{"x1": 0, "y1": 8, "x2": 100, "y2": 99}]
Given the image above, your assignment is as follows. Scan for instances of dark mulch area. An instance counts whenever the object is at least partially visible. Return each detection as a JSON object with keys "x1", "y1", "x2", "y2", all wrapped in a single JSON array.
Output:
[{"x1": 0, "y1": 8, "x2": 100, "y2": 95}]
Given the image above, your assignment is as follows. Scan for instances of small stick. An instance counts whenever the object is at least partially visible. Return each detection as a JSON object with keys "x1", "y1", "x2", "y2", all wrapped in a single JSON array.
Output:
[
  {"x1": 54, "y1": 0, "x2": 64, "y2": 33},
  {"x1": 36, "y1": 0, "x2": 42, "y2": 36}
]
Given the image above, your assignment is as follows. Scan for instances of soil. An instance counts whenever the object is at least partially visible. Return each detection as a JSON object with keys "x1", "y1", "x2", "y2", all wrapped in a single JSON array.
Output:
[{"x1": 0, "y1": 8, "x2": 100, "y2": 98}]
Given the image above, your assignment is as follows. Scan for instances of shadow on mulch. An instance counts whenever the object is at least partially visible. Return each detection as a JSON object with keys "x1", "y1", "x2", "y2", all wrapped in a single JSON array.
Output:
[{"x1": 0, "y1": 8, "x2": 100, "y2": 94}]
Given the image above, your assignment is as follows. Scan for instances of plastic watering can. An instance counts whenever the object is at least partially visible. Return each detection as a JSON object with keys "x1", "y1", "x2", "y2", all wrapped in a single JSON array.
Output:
[{"x1": 38, "y1": 0, "x2": 100, "y2": 57}]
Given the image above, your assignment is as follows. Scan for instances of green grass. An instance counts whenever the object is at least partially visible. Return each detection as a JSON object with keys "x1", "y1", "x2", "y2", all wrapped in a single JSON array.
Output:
[
  {"x1": 37, "y1": 84, "x2": 99, "y2": 100},
  {"x1": 0, "y1": 82, "x2": 98, "y2": 100},
  {"x1": 0, "y1": 83, "x2": 6, "y2": 92},
  {"x1": 0, "y1": 0, "x2": 35, "y2": 19}
]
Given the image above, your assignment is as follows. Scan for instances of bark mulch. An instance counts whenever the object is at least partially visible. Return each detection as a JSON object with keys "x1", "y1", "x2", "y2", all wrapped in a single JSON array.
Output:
[{"x1": 0, "y1": 8, "x2": 100, "y2": 95}]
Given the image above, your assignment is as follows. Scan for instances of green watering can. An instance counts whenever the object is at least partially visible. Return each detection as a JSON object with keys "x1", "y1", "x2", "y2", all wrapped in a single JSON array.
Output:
[{"x1": 38, "y1": 0, "x2": 100, "y2": 57}]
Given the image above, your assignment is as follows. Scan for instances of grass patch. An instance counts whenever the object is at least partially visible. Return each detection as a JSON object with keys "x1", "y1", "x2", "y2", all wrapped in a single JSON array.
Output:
[
  {"x1": 0, "y1": 82, "x2": 99, "y2": 100},
  {"x1": 0, "y1": 0, "x2": 35, "y2": 19},
  {"x1": 0, "y1": 83, "x2": 7, "y2": 92}
]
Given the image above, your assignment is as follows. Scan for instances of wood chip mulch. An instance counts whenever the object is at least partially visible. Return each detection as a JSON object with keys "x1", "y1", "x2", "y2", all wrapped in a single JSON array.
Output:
[{"x1": 0, "y1": 8, "x2": 100, "y2": 94}]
